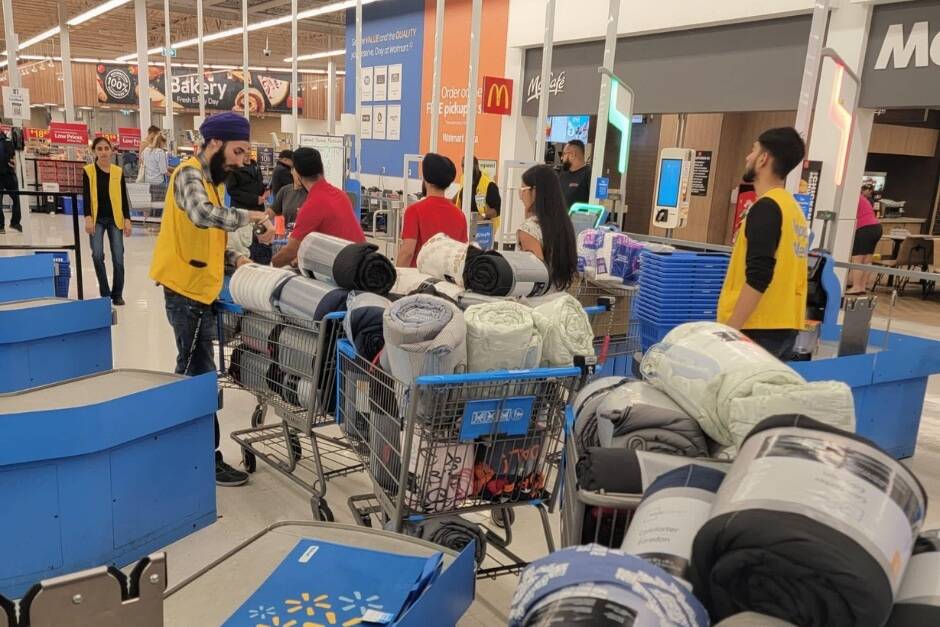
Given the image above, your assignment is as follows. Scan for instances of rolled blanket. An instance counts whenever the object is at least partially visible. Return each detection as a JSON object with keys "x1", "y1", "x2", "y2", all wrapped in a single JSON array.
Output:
[
  {"x1": 416, "y1": 233, "x2": 480, "y2": 287},
  {"x1": 275, "y1": 275, "x2": 349, "y2": 322},
  {"x1": 576, "y1": 447, "x2": 729, "y2": 494},
  {"x1": 641, "y1": 321, "x2": 855, "y2": 456},
  {"x1": 572, "y1": 376, "x2": 630, "y2": 450},
  {"x1": 280, "y1": 373, "x2": 314, "y2": 409},
  {"x1": 462, "y1": 250, "x2": 550, "y2": 297},
  {"x1": 621, "y1": 464, "x2": 725, "y2": 584},
  {"x1": 464, "y1": 301, "x2": 543, "y2": 372},
  {"x1": 230, "y1": 344, "x2": 269, "y2": 394},
  {"x1": 456, "y1": 290, "x2": 512, "y2": 309},
  {"x1": 276, "y1": 326, "x2": 318, "y2": 378},
  {"x1": 229, "y1": 263, "x2": 296, "y2": 312},
  {"x1": 390, "y1": 267, "x2": 435, "y2": 295},
  {"x1": 381, "y1": 294, "x2": 467, "y2": 386},
  {"x1": 594, "y1": 379, "x2": 710, "y2": 457},
  {"x1": 344, "y1": 292, "x2": 391, "y2": 361},
  {"x1": 239, "y1": 314, "x2": 279, "y2": 356},
  {"x1": 298, "y1": 232, "x2": 396, "y2": 295},
  {"x1": 532, "y1": 293, "x2": 594, "y2": 367},
  {"x1": 509, "y1": 545, "x2": 709, "y2": 627},
  {"x1": 887, "y1": 530, "x2": 940, "y2": 626},
  {"x1": 690, "y1": 414, "x2": 927, "y2": 627},
  {"x1": 397, "y1": 516, "x2": 487, "y2": 565}
]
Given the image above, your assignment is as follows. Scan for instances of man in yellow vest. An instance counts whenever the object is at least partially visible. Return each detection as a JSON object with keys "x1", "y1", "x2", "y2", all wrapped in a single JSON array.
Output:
[
  {"x1": 150, "y1": 112, "x2": 274, "y2": 487},
  {"x1": 717, "y1": 127, "x2": 809, "y2": 360},
  {"x1": 455, "y1": 156, "x2": 501, "y2": 247}
]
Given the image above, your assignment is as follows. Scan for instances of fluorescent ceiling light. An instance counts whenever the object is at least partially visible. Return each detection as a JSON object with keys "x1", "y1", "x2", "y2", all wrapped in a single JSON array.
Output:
[
  {"x1": 284, "y1": 49, "x2": 345, "y2": 63},
  {"x1": 3, "y1": 0, "x2": 134, "y2": 57},
  {"x1": 17, "y1": 54, "x2": 344, "y2": 75},
  {"x1": 117, "y1": 0, "x2": 380, "y2": 62},
  {"x1": 68, "y1": 0, "x2": 133, "y2": 27}
]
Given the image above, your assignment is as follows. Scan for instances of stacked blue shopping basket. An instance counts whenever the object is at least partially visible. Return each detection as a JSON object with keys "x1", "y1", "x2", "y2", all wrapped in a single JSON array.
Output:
[
  {"x1": 35, "y1": 251, "x2": 71, "y2": 297},
  {"x1": 634, "y1": 251, "x2": 730, "y2": 351}
]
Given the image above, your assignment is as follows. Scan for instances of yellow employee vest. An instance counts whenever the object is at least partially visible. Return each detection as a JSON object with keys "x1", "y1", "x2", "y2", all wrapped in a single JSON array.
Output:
[
  {"x1": 84, "y1": 163, "x2": 126, "y2": 229},
  {"x1": 717, "y1": 187, "x2": 809, "y2": 330},
  {"x1": 149, "y1": 156, "x2": 228, "y2": 305},
  {"x1": 456, "y1": 172, "x2": 500, "y2": 233}
]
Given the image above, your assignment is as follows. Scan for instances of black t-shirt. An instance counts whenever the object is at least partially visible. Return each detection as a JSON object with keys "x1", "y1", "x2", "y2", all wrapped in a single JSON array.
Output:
[
  {"x1": 558, "y1": 165, "x2": 591, "y2": 207},
  {"x1": 82, "y1": 166, "x2": 130, "y2": 225}
]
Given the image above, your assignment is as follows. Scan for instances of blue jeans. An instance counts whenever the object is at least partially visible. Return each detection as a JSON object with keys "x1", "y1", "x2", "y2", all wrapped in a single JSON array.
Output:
[
  {"x1": 89, "y1": 221, "x2": 125, "y2": 300},
  {"x1": 164, "y1": 287, "x2": 221, "y2": 452}
]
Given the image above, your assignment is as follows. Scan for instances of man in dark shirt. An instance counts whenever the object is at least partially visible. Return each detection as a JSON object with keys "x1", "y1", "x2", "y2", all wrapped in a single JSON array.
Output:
[
  {"x1": 558, "y1": 139, "x2": 591, "y2": 208},
  {"x1": 269, "y1": 149, "x2": 294, "y2": 196},
  {"x1": 226, "y1": 156, "x2": 271, "y2": 263},
  {"x1": 0, "y1": 130, "x2": 22, "y2": 233}
]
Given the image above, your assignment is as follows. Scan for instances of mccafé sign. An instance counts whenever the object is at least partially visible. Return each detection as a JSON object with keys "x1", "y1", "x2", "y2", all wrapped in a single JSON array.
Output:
[
  {"x1": 861, "y1": 0, "x2": 940, "y2": 108},
  {"x1": 482, "y1": 76, "x2": 513, "y2": 115}
]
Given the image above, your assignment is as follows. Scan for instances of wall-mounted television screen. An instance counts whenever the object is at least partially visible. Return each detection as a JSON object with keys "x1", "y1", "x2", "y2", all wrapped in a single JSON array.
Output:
[
  {"x1": 548, "y1": 115, "x2": 590, "y2": 144},
  {"x1": 863, "y1": 171, "x2": 887, "y2": 193}
]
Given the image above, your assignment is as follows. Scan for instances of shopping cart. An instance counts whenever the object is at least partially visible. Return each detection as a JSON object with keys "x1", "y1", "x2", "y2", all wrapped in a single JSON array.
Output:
[
  {"x1": 215, "y1": 302, "x2": 362, "y2": 521},
  {"x1": 569, "y1": 275, "x2": 641, "y2": 377},
  {"x1": 336, "y1": 338, "x2": 592, "y2": 579}
]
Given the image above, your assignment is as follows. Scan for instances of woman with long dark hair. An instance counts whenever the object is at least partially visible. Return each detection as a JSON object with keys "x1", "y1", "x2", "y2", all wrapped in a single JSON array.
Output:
[
  {"x1": 517, "y1": 164, "x2": 578, "y2": 290},
  {"x1": 83, "y1": 136, "x2": 131, "y2": 305}
]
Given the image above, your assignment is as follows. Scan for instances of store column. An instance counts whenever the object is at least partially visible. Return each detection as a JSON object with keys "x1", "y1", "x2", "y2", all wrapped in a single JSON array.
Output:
[{"x1": 806, "y1": 2, "x2": 874, "y2": 264}]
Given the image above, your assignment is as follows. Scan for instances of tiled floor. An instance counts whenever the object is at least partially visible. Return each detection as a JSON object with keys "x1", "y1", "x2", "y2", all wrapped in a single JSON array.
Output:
[{"x1": 3, "y1": 210, "x2": 940, "y2": 625}]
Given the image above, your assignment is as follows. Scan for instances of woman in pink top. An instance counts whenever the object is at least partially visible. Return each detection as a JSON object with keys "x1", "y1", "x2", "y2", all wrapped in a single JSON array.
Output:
[{"x1": 847, "y1": 183, "x2": 883, "y2": 295}]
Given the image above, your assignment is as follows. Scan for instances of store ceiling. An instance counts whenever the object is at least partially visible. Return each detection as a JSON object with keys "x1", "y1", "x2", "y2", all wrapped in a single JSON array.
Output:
[{"x1": 0, "y1": 0, "x2": 346, "y2": 70}]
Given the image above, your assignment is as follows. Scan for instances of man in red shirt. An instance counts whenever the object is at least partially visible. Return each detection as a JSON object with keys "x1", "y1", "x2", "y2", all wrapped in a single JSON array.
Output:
[
  {"x1": 272, "y1": 147, "x2": 365, "y2": 267},
  {"x1": 396, "y1": 153, "x2": 468, "y2": 267}
]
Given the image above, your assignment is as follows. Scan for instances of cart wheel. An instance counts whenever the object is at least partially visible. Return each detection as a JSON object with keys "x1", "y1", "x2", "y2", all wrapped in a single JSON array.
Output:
[
  {"x1": 242, "y1": 449, "x2": 257, "y2": 474},
  {"x1": 288, "y1": 432, "x2": 303, "y2": 461},
  {"x1": 492, "y1": 507, "x2": 515, "y2": 529},
  {"x1": 312, "y1": 498, "x2": 334, "y2": 522},
  {"x1": 250, "y1": 404, "x2": 265, "y2": 427}
]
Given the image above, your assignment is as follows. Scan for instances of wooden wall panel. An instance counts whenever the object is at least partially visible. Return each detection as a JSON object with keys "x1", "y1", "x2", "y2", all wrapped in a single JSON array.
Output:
[
  {"x1": 621, "y1": 115, "x2": 662, "y2": 235},
  {"x1": 649, "y1": 113, "x2": 724, "y2": 243},
  {"x1": 869, "y1": 124, "x2": 939, "y2": 157}
]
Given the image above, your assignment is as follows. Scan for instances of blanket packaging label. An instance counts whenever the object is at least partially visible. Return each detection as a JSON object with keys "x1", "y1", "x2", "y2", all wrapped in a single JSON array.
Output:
[
  {"x1": 222, "y1": 539, "x2": 440, "y2": 627},
  {"x1": 894, "y1": 553, "x2": 940, "y2": 603},
  {"x1": 459, "y1": 396, "x2": 534, "y2": 441},
  {"x1": 621, "y1": 491, "x2": 713, "y2": 582},
  {"x1": 636, "y1": 451, "x2": 729, "y2": 492},
  {"x1": 721, "y1": 432, "x2": 923, "y2": 591}
]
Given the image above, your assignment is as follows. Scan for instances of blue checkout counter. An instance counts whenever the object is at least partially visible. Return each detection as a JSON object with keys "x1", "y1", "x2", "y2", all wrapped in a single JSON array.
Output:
[
  {"x1": 0, "y1": 297, "x2": 113, "y2": 393},
  {"x1": 0, "y1": 255, "x2": 56, "y2": 303},
  {"x1": 0, "y1": 370, "x2": 218, "y2": 599}
]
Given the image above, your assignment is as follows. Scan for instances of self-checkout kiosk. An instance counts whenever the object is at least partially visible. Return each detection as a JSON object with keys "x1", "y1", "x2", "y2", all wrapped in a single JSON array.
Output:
[{"x1": 651, "y1": 148, "x2": 695, "y2": 230}]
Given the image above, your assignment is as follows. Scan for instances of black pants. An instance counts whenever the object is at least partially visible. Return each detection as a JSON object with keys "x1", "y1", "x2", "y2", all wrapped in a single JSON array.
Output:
[
  {"x1": 163, "y1": 287, "x2": 222, "y2": 455},
  {"x1": 0, "y1": 171, "x2": 21, "y2": 228},
  {"x1": 743, "y1": 329, "x2": 798, "y2": 361}
]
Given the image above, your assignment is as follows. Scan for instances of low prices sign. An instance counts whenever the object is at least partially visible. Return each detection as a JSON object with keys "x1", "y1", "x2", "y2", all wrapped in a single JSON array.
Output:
[
  {"x1": 118, "y1": 127, "x2": 141, "y2": 150},
  {"x1": 95, "y1": 131, "x2": 119, "y2": 145},
  {"x1": 482, "y1": 76, "x2": 513, "y2": 115},
  {"x1": 49, "y1": 122, "x2": 89, "y2": 146}
]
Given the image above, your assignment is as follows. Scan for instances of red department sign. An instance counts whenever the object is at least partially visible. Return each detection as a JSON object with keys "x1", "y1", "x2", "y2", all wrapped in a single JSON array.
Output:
[
  {"x1": 482, "y1": 76, "x2": 513, "y2": 116},
  {"x1": 49, "y1": 122, "x2": 89, "y2": 146}
]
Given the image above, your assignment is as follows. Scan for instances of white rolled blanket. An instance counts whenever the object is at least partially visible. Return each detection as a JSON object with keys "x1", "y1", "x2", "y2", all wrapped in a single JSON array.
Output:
[
  {"x1": 229, "y1": 263, "x2": 296, "y2": 312},
  {"x1": 533, "y1": 293, "x2": 594, "y2": 367},
  {"x1": 382, "y1": 294, "x2": 467, "y2": 385},
  {"x1": 465, "y1": 301, "x2": 543, "y2": 372},
  {"x1": 640, "y1": 322, "x2": 855, "y2": 457},
  {"x1": 416, "y1": 233, "x2": 476, "y2": 287}
]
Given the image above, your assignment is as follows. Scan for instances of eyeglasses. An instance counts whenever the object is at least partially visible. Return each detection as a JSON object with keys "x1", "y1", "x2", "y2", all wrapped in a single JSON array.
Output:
[{"x1": 519, "y1": 186, "x2": 533, "y2": 192}]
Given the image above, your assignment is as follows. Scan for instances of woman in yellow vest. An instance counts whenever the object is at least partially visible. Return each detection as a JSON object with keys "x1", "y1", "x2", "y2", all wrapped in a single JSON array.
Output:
[
  {"x1": 83, "y1": 136, "x2": 132, "y2": 306},
  {"x1": 455, "y1": 156, "x2": 501, "y2": 248},
  {"x1": 717, "y1": 127, "x2": 809, "y2": 360}
]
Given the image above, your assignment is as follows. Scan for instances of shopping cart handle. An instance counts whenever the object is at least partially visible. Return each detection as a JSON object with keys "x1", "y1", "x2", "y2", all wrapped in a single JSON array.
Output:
[
  {"x1": 582, "y1": 305, "x2": 607, "y2": 316},
  {"x1": 214, "y1": 301, "x2": 243, "y2": 314}
]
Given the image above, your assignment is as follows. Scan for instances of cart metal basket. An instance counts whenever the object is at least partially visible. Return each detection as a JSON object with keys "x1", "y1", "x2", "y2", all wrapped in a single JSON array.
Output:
[
  {"x1": 569, "y1": 275, "x2": 641, "y2": 376},
  {"x1": 215, "y1": 303, "x2": 362, "y2": 521}
]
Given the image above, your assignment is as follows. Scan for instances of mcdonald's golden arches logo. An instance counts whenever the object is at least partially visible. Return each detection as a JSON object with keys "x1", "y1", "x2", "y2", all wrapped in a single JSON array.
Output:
[{"x1": 483, "y1": 76, "x2": 513, "y2": 115}]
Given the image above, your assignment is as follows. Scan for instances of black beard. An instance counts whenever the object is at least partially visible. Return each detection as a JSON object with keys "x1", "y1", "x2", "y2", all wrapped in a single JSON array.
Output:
[
  {"x1": 742, "y1": 166, "x2": 756, "y2": 184},
  {"x1": 208, "y1": 149, "x2": 228, "y2": 185},
  {"x1": 562, "y1": 160, "x2": 572, "y2": 171}
]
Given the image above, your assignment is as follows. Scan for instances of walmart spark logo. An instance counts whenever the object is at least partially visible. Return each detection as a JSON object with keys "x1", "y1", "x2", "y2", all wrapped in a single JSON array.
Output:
[{"x1": 339, "y1": 590, "x2": 384, "y2": 616}]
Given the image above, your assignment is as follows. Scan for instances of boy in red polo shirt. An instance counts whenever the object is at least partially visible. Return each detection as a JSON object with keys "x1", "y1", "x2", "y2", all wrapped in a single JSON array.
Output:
[
  {"x1": 271, "y1": 147, "x2": 365, "y2": 267},
  {"x1": 396, "y1": 153, "x2": 468, "y2": 267}
]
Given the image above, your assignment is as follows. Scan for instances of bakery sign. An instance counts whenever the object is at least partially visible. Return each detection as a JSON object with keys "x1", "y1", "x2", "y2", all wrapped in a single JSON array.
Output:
[{"x1": 95, "y1": 64, "x2": 295, "y2": 113}]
